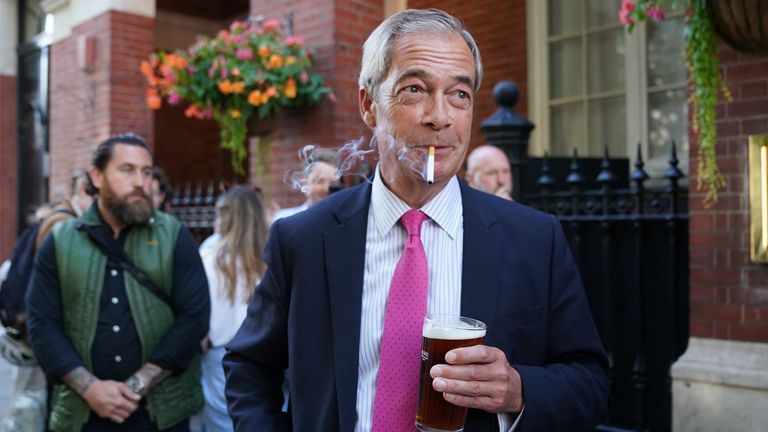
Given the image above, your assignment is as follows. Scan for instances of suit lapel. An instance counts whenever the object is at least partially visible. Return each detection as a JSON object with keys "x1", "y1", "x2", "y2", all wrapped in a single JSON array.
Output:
[
  {"x1": 324, "y1": 183, "x2": 372, "y2": 432},
  {"x1": 460, "y1": 183, "x2": 501, "y2": 330}
]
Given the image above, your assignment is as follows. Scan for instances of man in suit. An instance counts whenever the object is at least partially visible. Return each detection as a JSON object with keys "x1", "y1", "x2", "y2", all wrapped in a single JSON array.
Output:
[{"x1": 224, "y1": 8, "x2": 609, "y2": 431}]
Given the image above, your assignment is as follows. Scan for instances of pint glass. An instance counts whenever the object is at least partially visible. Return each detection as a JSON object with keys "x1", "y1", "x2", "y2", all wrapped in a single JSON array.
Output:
[{"x1": 416, "y1": 314, "x2": 487, "y2": 432}]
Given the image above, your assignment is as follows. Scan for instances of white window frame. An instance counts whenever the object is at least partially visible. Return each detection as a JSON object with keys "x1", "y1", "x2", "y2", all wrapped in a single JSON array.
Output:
[{"x1": 527, "y1": 0, "x2": 687, "y2": 177}]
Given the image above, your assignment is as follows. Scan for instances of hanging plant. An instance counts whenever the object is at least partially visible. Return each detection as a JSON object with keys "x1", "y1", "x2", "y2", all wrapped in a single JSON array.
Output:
[
  {"x1": 620, "y1": 0, "x2": 732, "y2": 206},
  {"x1": 141, "y1": 17, "x2": 331, "y2": 174}
]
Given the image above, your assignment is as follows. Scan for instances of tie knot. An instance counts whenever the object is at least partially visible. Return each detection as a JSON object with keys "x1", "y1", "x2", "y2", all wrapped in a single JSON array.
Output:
[{"x1": 400, "y1": 209, "x2": 427, "y2": 237}]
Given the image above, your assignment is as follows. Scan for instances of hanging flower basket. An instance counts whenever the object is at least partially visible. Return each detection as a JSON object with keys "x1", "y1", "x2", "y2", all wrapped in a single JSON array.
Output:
[
  {"x1": 709, "y1": 0, "x2": 768, "y2": 53},
  {"x1": 141, "y1": 17, "x2": 331, "y2": 174}
]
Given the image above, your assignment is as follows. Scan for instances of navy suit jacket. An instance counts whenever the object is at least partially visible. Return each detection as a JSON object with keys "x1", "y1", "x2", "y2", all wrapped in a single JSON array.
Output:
[{"x1": 224, "y1": 180, "x2": 609, "y2": 431}]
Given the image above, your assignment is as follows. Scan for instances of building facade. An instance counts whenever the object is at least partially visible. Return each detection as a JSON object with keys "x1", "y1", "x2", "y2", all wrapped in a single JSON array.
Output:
[{"x1": 1, "y1": 0, "x2": 767, "y2": 430}]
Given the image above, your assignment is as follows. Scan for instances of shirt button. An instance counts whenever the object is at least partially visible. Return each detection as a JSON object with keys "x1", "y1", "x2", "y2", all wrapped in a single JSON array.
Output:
[
  {"x1": 110, "y1": 269, "x2": 118, "y2": 277},
  {"x1": 114, "y1": 355, "x2": 122, "y2": 363},
  {"x1": 112, "y1": 325, "x2": 120, "y2": 333},
  {"x1": 111, "y1": 297, "x2": 119, "y2": 304}
]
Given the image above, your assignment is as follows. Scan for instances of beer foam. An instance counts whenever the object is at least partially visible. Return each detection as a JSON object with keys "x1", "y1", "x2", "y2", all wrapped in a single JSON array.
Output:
[{"x1": 422, "y1": 325, "x2": 486, "y2": 340}]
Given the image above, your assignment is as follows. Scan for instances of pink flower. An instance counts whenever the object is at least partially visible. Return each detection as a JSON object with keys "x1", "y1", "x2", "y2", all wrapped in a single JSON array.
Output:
[
  {"x1": 263, "y1": 19, "x2": 281, "y2": 32},
  {"x1": 229, "y1": 20, "x2": 245, "y2": 32},
  {"x1": 285, "y1": 36, "x2": 304, "y2": 47},
  {"x1": 236, "y1": 47, "x2": 253, "y2": 60},
  {"x1": 168, "y1": 91, "x2": 181, "y2": 105},
  {"x1": 300, "y1": 70, "x2": 309, "y2": 83},
  {"x1": 646, "y1": 5, "x2": 665, "y2": 21},
  {"x1": 328, "y1": 92, "x2": 337, "y2": 103},
  {"x1": 220, "y1": 67, "x2": 229, "y2": 79},
  {"x1": 201, "y1": 108, "x2": 212, "y2": 120},
  {"x1": 217, "y1": 30, "x2": 230, "y2": 40},
  {"x1": 619, "y1": 0, "x2": 636, "y2": 25}
]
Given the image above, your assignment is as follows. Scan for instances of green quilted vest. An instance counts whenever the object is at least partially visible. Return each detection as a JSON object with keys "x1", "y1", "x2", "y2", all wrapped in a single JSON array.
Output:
[{"x1": 48, "y1": 204, "x2": 202, "y2": 432}]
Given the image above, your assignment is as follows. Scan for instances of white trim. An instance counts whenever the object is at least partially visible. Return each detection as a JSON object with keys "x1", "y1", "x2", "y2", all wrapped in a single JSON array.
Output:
[
  {"x1": 0, "y1": 0, "x2": 18, "y2": 75},
  {"x1": 526, "y1": 0, "x2": 548, "y2": 157},
  {"x1": 42, "y1": 0, "x2": 155, "y2": 44}
]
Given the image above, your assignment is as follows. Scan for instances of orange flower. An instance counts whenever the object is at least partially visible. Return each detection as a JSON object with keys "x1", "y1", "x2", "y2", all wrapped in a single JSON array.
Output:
[
  {"x1": 284, "y1": 78, "x2": 297, "y2": 99},
  {"x1": 232, "y1": 67, "x2": 241, "y2": 77},
  {"x1": 230, "y1": 109, "x2": 241, "y2": 119},
  {"x1": 184, "y1": 105, "x2": 201, "y2": 118},
  {"x1": 140, "y1": 60, "x2": 153, "y2": 78},
  {"x1": 248, "y1": 90, "x2": 263, "y2": 106},
  {"x1": 268, "y1": 54, "x2": 283, "y2": 69},
  {"x1": 231, "y1": 81, "x2": 245, "y2": 94},
  {"x1": 258, "y1": 45, "x2": 270, "y2": 58},
  {"x1": 218, "y1": 80, "x2": 245, "y2": 94},
  {"x1": 285, "y1": 56, "x2": 296, "y2": 66},
  {"x1": 261, "y1": 93, "x2": 270, "y2": 104},
  {"x1": 146, "y1": 94, "x2": 162, "y2": 109},
  {"x1": 265, "y1": 86, "x2": 278, "y2": 97}
]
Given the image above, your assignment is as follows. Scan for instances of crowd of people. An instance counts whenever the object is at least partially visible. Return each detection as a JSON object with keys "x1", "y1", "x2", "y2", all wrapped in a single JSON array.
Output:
[{"x1": 0, "y1": 8, "x2": 608, "y2": 432}]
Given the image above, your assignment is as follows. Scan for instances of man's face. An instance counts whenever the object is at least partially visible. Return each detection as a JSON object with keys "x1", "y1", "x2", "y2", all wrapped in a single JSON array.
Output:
[
  {"x1": 469, "y1": 154, "x2": 512, "y2": 196},
  {"x1": 91, "y1": 144, "x2": 154, "y2": 226},
  {"x1": 360, "y1": 32, "x2": 476, "y2": 189},
  {"x1": 305, "y1": 161, "x2": 339, "y2": 203}
]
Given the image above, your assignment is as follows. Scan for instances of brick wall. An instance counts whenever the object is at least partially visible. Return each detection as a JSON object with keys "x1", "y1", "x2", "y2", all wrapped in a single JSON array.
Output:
[
  {"x1": 688, "y1": 42, "x2": 768, "y2": 342},
  {"x1": 408, "y1": 0, "x2": 528, "y2": 152},
  {"x1": 249, "y1": 0, "x2": 379, "y2": 208},
  {"x1": 0, "y1": 74, "x2": 17, "y2": 261},
  {"x1": 49, "y1": 10, "x2": 154, "y2": 193}
]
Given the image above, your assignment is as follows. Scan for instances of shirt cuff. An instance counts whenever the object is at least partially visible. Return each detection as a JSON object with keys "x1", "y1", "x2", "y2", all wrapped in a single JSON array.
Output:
[{"x1": 498, "y1": 404, "x2": 524, "y2": 431}]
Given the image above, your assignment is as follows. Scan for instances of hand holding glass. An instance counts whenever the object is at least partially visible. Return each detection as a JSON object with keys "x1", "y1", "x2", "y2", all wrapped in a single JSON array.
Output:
[{"x1": 416, "y1": 314, "x2": 487, "y2": 432}]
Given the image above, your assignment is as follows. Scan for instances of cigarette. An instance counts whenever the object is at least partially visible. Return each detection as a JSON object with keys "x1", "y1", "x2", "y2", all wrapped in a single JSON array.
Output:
[{"x1": 427, "y1": 146, "x2": 435, "y2": 184}]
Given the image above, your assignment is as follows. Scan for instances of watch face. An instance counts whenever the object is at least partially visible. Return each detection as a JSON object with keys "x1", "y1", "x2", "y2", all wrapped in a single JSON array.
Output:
[{"x1": 127, "y1": 375, "x2": 145, "y2": 395}]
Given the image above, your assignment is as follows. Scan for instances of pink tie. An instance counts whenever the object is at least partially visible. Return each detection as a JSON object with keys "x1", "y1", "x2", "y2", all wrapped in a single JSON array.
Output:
[{"x1": 372, "y1": 209, "x2": 429, "y2": 432}]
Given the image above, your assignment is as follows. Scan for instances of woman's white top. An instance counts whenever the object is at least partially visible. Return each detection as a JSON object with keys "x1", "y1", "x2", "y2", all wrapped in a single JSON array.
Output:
[{"x1": 200, "y1": 236, "x2": 256, "y2": 347}]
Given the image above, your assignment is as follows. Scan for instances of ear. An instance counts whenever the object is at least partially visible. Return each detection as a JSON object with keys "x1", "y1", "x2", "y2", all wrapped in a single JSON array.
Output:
[
  {"x1": 359, "y1": 87, "x2": 377, "y2": 129},
  {"x1": 89, "y1": 167, "x2": 104, "y2": 191}
]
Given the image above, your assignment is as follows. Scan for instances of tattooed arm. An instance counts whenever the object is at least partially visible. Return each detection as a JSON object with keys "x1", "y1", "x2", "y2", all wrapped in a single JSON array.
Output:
[
  {"x1": 63, "y1": 367, "x2": 140, "y2": 424},
  {"x1": 126, "y1": 362, "x2": 173, "y2": 397}
]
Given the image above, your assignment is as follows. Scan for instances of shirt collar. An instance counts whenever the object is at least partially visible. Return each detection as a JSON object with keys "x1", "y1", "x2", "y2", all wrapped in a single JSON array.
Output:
[{"x1": 370, "y1": 164, "x2": 462, "y2": 239}]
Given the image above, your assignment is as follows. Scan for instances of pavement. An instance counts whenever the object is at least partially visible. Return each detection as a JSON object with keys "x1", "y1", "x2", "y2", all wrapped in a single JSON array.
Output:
[{"x1": 0, "y1": 358, "x2": 13, "y2": 419}]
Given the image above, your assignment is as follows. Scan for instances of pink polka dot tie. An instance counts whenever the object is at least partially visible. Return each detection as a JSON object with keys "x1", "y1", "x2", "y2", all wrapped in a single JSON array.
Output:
[{"x1": 372, "y1": 209, "x2": 429, "y2": 432}]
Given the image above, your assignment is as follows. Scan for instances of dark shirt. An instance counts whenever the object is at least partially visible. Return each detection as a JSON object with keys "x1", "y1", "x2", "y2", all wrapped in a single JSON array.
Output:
[{"x1": 26, "y1": 217, "x2": 210, "y2": 383}]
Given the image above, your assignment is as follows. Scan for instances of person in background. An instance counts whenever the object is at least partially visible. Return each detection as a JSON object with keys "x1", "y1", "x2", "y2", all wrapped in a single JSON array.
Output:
[
  {"x1": 199, "y1": 186, "x2": 268, "y2": 432},
  {"x1": 25, "y1": 133, "x2": 210, "y2": 431},
  {"x1": 273, "y1": 155, "x2": 340, "y2": 221},
  {"x1": 35, "y1": 171, "x2": 95, "y2": 250},
  {"x1": 223, "y1": 8, "x2": 608, "y2": 432},
  {"x1": 152, "y1": 166, "x2": 174, "y2": 213},
  {"x1": 465, "y1": 144, "x2": 513, "y2": 200}
]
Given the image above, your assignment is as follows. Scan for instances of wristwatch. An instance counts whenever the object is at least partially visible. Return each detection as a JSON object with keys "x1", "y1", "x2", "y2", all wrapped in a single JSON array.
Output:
[{"x1": 126, "y1": 374, "x2": 147, "y2": 397}]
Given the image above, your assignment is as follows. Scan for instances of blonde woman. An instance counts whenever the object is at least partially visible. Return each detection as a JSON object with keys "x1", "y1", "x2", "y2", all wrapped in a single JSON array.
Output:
[{"x1": 200, "y1": 186, "x2": 267, "y2": 432}]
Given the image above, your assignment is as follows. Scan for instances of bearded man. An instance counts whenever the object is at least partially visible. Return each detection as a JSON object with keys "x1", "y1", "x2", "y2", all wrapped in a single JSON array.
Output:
[{"x1": 26, "y1": 134, "x2": 210, "y2": 431}]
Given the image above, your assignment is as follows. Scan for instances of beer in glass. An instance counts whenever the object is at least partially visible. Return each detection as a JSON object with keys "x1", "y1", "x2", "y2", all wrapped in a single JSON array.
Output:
[{"x1": 416, "y1": 314, "x2": 487, "y2": 432}]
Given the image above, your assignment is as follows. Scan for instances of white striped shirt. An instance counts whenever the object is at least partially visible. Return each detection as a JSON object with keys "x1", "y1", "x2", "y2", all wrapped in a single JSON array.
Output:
[{"x1": 354, "y1": 168, "x2": 516, "y2": 431}]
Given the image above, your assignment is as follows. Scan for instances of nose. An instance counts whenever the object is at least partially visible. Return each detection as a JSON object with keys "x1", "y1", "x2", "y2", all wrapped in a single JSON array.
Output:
[{"x1": 421, "y1": 94, "x2": 452, "y2": 130}]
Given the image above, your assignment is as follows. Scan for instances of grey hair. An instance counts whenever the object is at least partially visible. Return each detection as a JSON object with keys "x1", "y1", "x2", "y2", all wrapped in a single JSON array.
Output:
[{"x1": 359, "y1": 8, "x2": 483, "y2": 100}]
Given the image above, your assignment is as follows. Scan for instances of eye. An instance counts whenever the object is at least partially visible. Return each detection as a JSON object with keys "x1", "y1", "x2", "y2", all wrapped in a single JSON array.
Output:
[{"x1": 406, "y1": 85, "x2": 421, "y2": 93}]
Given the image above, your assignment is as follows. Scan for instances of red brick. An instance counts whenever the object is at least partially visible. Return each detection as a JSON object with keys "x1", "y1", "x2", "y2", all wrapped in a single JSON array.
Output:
[
  {"x1": 0, "y1": 75, "x2": 17, "y2": 260},
  {"x1": 740, "y1": 81, "x2": 768, "y2": 98},
  {"x1": 742, "y1": 118, "x2": 768, "y2": 135},
  {"x1": 728, "y1": 99, "x2": 768, "y2": 118},
  {"x1": 725, "y1": 61, "x2": 768, "y2": 82},
  {"x1": 728, "y1": 324, "x2": 768, "y2": 343},
  {"x1": 690, "y1": 320, "x2": 714, "y2": 338}
]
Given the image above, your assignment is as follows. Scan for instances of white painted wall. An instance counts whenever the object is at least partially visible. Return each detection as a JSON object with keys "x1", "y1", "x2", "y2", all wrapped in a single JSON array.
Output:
[
  {"x1": 0, "y1": 0, "x2": 18, "y2": 75},
  {"x1": 41, "y1": 0, "x2": 155, "y2": 43}
]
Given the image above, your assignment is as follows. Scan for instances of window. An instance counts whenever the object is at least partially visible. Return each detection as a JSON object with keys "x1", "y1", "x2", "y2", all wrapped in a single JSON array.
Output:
[{"x1": 528, "y1": 0, "x2": 688, "y2": 177}]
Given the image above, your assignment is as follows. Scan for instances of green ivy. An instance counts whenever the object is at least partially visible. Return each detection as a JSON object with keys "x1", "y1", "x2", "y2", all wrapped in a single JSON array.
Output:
[{"x1": 687, "y1": 0, "x2": 730, "y2": 206}]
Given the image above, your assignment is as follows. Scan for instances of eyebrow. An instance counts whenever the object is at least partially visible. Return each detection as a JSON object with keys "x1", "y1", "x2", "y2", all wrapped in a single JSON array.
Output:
[{"x1": 394, "y1": 68, "x2": 475, "y2": 91}]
